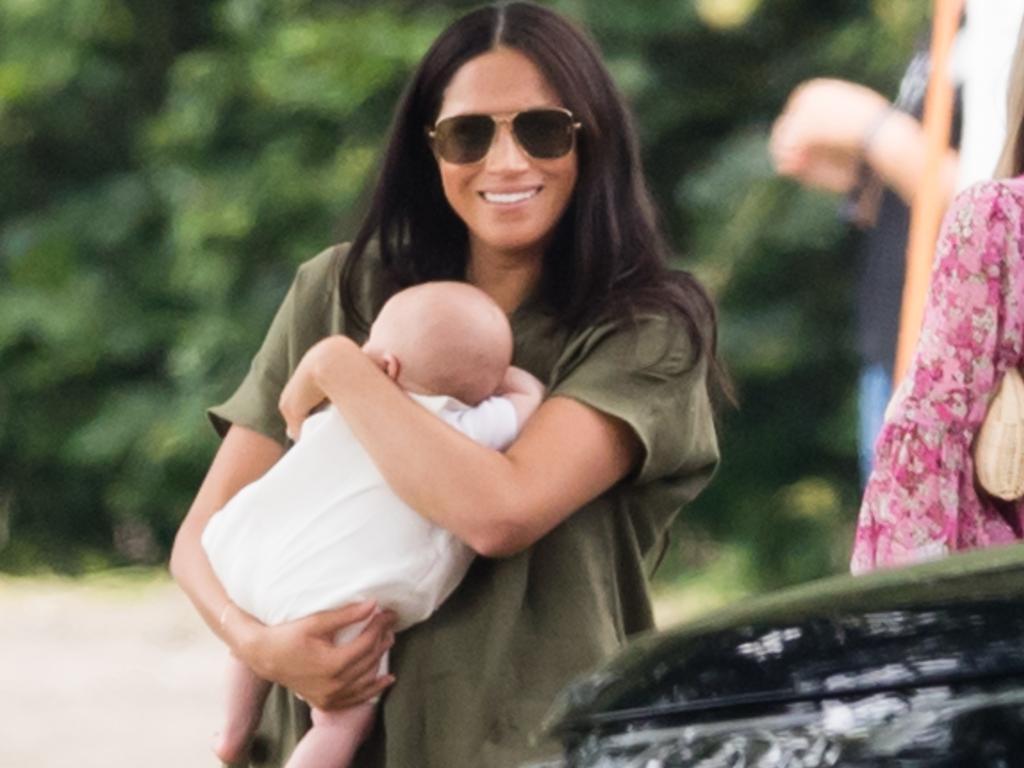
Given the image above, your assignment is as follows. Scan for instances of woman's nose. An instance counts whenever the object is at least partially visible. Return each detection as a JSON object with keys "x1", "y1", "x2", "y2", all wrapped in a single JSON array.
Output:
[{"x1": 484, "y1": 123, "x2": 531, "y2": 172}]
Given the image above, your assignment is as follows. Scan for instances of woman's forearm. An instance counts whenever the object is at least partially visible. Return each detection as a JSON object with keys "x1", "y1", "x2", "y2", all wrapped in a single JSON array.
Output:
[
  {"x1": 770, "y1": 78, "x2": 959, "y2": 208},
  {"x1": 285, "y1": 336, "x2": 638, "y2": 557},
  {"x1": 170, "y1": 426, "x2": 284, "y2": 653},
  {"x1": 865, "y1": 109, "x2": 958, "y2": 208},
  {"x1": 304, "y1": 337, "x2": 520, "y2": 552},
  {"x1": 171, "y1": 423, "x2": 397, "y2": 704}
]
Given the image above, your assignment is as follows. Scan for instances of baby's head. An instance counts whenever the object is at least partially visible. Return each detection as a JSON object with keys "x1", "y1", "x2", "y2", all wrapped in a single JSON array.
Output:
[{"x1": 362, "y1": 282, "x2": 512, "y2": 405}]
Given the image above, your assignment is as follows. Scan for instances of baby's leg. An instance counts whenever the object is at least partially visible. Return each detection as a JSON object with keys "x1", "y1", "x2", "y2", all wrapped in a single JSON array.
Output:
[
  {"x1": 283, "y1": 703, "x2": 377, "y2": 768},
  {"x1": 214, "y1": 654, "x2": 273, "y2": 764},
  {"x1": 283, "y1": 635, "x2": 386, "y2": 768}
]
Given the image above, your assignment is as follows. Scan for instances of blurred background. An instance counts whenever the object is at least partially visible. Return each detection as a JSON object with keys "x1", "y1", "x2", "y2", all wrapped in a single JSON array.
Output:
[{"x1": 0, "y1": 0, "x2": 929, "y2": 762}]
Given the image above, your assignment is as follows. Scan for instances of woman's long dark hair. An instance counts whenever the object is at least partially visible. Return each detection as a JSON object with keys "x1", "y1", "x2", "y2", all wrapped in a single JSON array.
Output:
[{"x1": 341, "y1": 1, "x2": 731, "y2": 401}]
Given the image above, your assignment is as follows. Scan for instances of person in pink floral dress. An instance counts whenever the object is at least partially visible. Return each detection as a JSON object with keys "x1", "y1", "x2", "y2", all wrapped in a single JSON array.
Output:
[{"x1": 852, "y1": 24, "x2": 1024, "y2": 573}]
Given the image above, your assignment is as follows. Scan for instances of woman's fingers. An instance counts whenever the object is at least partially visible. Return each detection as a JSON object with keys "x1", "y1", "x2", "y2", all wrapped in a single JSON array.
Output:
[
  {"x1": 307, "y1": 603, "x2": 397, "y2": 685},
  {"x1": 324, "y1": 671, "x2": 396, "y2": 710},
  {"x1": 278, "y1": 349, "x2": 331, "y2": 440},
  {"x1": 304, "y1": 600, "x2": 379, "y2": 638},
  {"x1": 279, "y1": 389, "x2": 310, "y2": 442},
  {"x1": 251, "y1": 601, "x2": 398, "y2": 708},
  {"x1": 306, "y1": 607, "x2": 397, "y2": 710},
  {"x1": 771, "y1": 107, "x2": 862, "y2": 193},
  {"x1": 803, "y1": 150, "x2": 861, "y2": 193},
  {"x1": 327, "y1": 610, "x2": 397, "y2": 677},
  {"x1": 776, "y1": 78, "x2": 890, "y2": 154},
  {"x1": 333, "y1": 628, "x2": 395, "y2": 685}
]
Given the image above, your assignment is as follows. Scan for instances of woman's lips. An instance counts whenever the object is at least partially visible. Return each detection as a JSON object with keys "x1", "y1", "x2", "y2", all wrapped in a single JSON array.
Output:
[{"x1": 479, "y1": 187, "x2": 542, "y2": 204}]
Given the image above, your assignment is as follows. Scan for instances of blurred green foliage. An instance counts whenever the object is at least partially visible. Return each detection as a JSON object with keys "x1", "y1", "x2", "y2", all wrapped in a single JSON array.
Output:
[{"x1": 0, "y1": 0, "x2": 925, "y2": 589}]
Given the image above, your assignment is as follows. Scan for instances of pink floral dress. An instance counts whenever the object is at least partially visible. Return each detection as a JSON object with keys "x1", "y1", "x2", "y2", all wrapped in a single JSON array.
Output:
[{"x1": 851, "y1": 177, "x2": 1024, "y2": 574}]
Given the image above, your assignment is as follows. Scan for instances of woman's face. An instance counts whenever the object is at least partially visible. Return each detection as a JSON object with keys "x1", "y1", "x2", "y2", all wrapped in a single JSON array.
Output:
[{"x1": 433, "y1": 47, "x2": 578, "y2": 265}]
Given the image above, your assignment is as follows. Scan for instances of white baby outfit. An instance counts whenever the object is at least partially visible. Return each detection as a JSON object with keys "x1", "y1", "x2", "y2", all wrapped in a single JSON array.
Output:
[{"x1": 202, "y1": 393, "x2": 518, "y2": 632}]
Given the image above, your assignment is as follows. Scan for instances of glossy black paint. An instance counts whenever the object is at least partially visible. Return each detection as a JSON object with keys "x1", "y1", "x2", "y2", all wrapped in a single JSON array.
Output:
[
  {"x1": 543, "y1": 544, "x2": 1024, "y2": 767},
  {"x1": 555, "y1": 685, "x2": 1024, "y2": 767}
]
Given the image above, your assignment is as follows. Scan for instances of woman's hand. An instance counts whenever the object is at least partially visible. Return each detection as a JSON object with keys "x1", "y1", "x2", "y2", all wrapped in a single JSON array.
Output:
[
  {"x1": 171, "y1": 425, "x2": 396, "y2": 710},
  {"x1": 770, "y1": 141, "x2": 863, "y2": 194},
  {"x1": 278, "y1": 336, "x2": 361, "y2": 441},
  {"x1": 278, "y1": 332, "x2": 639, "y2": 558},
  {"x1": 770, "y1": 77, "x2": 956, "y2": 206},
  {"x1": 771, "y1": 78, "x2": 890, "y2": 164},
  {"x1": 228, "y1": 600, "x2": 398, "y2": 710}
]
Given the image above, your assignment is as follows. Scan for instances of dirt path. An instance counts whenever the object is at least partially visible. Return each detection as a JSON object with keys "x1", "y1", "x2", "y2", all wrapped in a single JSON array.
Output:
[
  {"x1": 0, "y1": 571, "x2": 718, "y2": 767},
  {"x1": 0, "y1": 573, "x2": 224, "y2": 768}
]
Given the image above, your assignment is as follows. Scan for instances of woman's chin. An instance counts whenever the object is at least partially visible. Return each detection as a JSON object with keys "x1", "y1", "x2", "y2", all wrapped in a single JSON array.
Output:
[{"x1": 469, "y1": 228, "x2": 554, "y2": 261}]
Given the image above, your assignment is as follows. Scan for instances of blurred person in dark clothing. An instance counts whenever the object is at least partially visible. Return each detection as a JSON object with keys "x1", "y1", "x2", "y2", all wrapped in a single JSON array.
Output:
[{"x1": 770, "y1": 39, "x2": 961, "y2": 485}]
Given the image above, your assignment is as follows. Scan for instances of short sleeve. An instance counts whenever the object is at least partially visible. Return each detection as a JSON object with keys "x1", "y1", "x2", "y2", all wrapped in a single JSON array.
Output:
[
  {"x1": 441, "y1": 396, "x2": 519, "y2": 451},
  {"x1": 207, "y1": 247, "x2": 341, "y2": 446},
  {"x1": 549, "y1": 315, "x2": 719, "y2": 485}
]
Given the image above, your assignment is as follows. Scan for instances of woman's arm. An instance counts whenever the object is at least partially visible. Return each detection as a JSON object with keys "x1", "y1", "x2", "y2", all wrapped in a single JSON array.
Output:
[
  {"x1": 770, "y1": 78, "x2": 958, "y2": 207},
  {"x1": 279, "y1": 337, "x2": 642, "y2": 558},
  {"x1": 170, "y1": 425, "x2": 396, "y2": 709},
  {"x1": 170, "y1": 426, "x2": 283, "y2": 641}
]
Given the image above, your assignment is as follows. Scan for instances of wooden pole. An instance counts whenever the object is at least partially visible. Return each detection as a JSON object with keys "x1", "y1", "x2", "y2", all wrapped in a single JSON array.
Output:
[{"x1": 893, "y1": 0, "x2": 964, "y2": 384}]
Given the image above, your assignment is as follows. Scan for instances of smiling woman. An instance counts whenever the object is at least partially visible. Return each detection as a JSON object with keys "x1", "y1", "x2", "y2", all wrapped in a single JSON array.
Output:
[
  {"x1": 430, "y1": 48, "x2": 579, "y2": 270},
  {"x1": 170, "y1": 3, "x2": 726, "y2": 767}
]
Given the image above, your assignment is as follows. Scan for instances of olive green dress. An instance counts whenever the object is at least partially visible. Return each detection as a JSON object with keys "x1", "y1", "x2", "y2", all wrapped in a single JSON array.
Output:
[{"x1": 208, "y1": 245, "x2": 719, "y2": 768}]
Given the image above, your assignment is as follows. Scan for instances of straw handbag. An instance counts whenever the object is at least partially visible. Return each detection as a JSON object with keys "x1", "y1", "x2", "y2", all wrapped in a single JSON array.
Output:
[{"x1": 975, "y1": 367, "x2": 1024, "y2": 500}]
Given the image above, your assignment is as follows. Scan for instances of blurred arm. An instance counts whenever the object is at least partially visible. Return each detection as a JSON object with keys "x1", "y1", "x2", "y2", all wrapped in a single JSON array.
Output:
[
  {"x1": 770, "y1": 78, "x2": 958, "y2": 206},
  {"x1": 865, "y1": 106, "x2": 958, "y2": 206}
]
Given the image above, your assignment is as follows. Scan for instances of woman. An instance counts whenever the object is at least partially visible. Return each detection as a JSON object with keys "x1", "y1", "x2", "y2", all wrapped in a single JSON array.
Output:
[
  {"x1": 852, "y1": 21, "x2": 1024, "y2": 574},
  {"x1": 170, "y1": 3, "x2": 723, "y2": 766}
]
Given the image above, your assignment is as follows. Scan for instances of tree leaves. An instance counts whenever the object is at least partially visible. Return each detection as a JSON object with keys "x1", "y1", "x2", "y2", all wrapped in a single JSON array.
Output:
[{"x1": 1, "y1": 0, "x2": 915, "y2": 586}]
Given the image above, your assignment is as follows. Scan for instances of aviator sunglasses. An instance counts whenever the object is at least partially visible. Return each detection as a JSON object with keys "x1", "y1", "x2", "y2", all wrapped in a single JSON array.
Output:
[{"x1": 428, "y1": 107, "x2": 581, "y2": 165}]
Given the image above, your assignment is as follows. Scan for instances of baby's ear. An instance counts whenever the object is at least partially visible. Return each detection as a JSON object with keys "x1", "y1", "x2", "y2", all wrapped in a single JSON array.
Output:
[{"x1": 382, "y1": 352, "x2": 401, "y2": 382}]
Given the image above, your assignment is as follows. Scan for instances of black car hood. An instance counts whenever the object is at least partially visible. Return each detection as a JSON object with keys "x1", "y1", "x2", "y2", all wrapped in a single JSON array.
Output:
[{"x1": 546, "y1": 544, "x2": 1024, "y2": 735}]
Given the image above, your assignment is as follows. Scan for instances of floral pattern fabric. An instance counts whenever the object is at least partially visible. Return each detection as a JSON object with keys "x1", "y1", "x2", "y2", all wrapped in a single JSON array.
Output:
[{"x1": 852, "y1": 177, "x2": 1024, "y2": 574}]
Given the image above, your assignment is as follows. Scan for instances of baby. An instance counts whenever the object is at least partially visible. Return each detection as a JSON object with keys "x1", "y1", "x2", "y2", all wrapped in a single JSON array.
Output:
[{"x1": 201, "y1": 281, "x2": 545, "y2": 767}]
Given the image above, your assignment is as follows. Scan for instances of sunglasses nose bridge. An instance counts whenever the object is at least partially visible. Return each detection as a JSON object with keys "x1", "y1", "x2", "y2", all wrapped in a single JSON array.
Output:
[{"x1": 484, "y1": 116, "x2": 531, "y2": 168}]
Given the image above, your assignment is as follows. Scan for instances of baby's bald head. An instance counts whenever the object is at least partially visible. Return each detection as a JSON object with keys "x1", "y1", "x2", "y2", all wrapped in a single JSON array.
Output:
[{"x1": 363, "y1": 282, "x2": 513, "y2": 405}]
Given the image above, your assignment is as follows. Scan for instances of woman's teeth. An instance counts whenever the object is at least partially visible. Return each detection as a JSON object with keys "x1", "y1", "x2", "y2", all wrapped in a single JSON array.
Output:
[{"x1": 482, "y1": 188, "x2": 540, "y2": 204}]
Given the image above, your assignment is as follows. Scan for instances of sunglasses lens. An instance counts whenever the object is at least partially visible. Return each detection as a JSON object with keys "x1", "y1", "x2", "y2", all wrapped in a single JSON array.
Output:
[
  {"x1": 433, "y1": 115, "x2": 495, "y2": 164},
  {"x1": 513, "y1": 109, "x2": 576, "y2": 159},
  {"x1": 431, "y1": 110, "x2": 577, "y2": 164}
]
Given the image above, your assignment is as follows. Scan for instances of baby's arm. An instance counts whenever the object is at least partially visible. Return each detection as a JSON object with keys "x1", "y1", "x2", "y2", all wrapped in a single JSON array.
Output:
[
  {"x1": 442, "y1": 367, "x2": 544, "y2": 451},
  {"x1": 496, "y1": 366, "x2": 545, "y2": 429}
]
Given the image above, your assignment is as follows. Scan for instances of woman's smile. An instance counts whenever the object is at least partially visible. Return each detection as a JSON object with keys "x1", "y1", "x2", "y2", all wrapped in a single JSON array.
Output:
[
  {"x1": 434, "y1": 47, "x2": 578, "y2": 264},
  {"x1": 479, "y1": 186, "x2": 543, "y2": 205}
]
